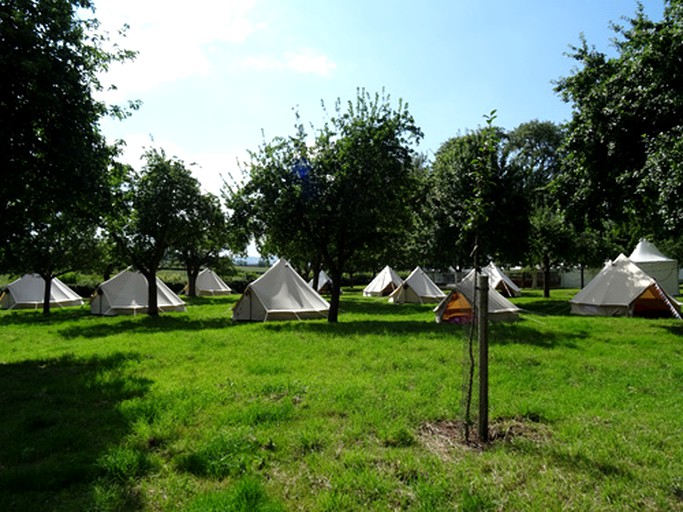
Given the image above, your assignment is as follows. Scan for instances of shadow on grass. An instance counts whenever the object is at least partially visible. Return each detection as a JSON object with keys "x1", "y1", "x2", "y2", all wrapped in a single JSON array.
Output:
[
  {"x1": 0, "y1": 306, "x2": 92, "y2": 326},
  {"x1": 58, "y1": 315, "x2": 238, "y2": 340},
  {"x1": 180, "y1": 295, "x2": 238, "y2": 306},
  {"x1": 265, "y1": 318, "x2": 445, "y2": 336},
  {"x1": 490, "y1": 320, "x2": 582, "y2": 349},
  {"x1": 508, "y1": 440, "x2": 635, "y2": 483},
  {"x1": 265, "y1": 317, "x2": 581, "y2": 349},
  {"x1": 546, "y1": 446, "x2": 634, "y2": 480},
  {"x1": 514, "y1": 298, "x2": 573, "y2": 317},
  {"x1": 339, "y1": 297, "x2": 435, "y2": 317},
  {"x1": 659, "y1": 323, "x2": 683, "y2": 337},
  {"x1": 0, "y1": 353, "x2": 151, "y2": 511}
]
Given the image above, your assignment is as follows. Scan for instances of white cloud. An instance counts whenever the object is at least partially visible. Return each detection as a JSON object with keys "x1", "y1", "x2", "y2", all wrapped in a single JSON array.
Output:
[
  {"x1": 285, "y1": 51, "x2": 337, "y2": 76},
  {"x1": 242, "y1": 49, "x2": 337, "y2": 77},
  {"x1": 93, "y1": 0, "x2": 263, "y2": 94}
]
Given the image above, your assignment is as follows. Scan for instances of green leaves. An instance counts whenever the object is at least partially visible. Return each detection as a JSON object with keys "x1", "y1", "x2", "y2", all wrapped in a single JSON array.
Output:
[
  {"x1": 0, "y1": 0, "x2": 136, "y2": 313},
  {"x1": 226, "y1": 89, "x2": 423, "y2": 321},
  {"x1": 556, "y1": 0, "x2": 683, "y2": 241}
]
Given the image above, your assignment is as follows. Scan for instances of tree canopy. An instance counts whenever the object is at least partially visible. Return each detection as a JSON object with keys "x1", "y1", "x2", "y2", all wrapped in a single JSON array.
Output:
[
  {"x1": 111, "y1": 149, "x2": 201, "y2": 316},
  {"x1": 0, "y1": 0, "x2": 135, "y2": 313},
  {"x1": 506, "y1": 120, "x2": 569, "y2": 297},
  {"x1": 427, "y1": 118, "x2": 530, "y2": 270},
  {"x1": 227, "y1": 89, "x2": 423, "y2": 322},
  {"x1": 555, "y1": 0, "x2": 683, "y2": 250},
  {"x1": 173, "y1": 191, "x2": 231, "y2": 297}
]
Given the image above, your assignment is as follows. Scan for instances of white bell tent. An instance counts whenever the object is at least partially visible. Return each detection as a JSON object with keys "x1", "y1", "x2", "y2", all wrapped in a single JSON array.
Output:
[
  {"x1": 570, "y1": 254, "x2": 681, "y2": 318},
  {"x1": 363, "y1": 265, "x2": 403, "y2": 297},
  {"x1": 0, "y1": 274, "x2": 83, "y2": 310},
  {"x1": 90, "y1": 269, "x2": 186, "y2": 316},
  {"x1": 481, "y1": 262, "x2": 521, "y2": 297},
  {"x1": 184, "y1": 268, "x2": 232, "y2": 296},
  {"x1": 434, "y1": 269, "x2": 521, "y2": 323},
  {"x1": 308, "y1": 269, "x2": 334, "y2": 294},
  {"x1": 628, "y1": 239, "x2": 679, "y2": 297},
  {"x1": 388, "y1": 267, "x2": 445, "y2": 304},
  {"x1": 232, "y1": 259, "x2": 329, "y2": 321}
]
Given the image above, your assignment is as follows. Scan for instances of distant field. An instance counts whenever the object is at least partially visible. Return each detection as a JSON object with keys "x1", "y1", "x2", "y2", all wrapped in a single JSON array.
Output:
[{"x1": 0, "y1": 289, "x2": 681, "y2": 511}]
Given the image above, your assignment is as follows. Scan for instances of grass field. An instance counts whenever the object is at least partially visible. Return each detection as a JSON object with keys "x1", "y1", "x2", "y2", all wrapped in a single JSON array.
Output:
[{"x1": 0, "y1": 289, "x2": 681, "y2": 511}]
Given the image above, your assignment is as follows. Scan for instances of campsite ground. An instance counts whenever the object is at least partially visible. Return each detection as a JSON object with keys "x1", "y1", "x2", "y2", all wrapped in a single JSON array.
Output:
[{"x1": 0, "y1": 289, "x2": 681, "y2": 511}]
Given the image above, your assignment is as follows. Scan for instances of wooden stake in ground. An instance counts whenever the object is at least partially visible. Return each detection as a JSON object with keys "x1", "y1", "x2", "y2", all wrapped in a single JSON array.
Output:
[{"x1": 477, "y1": 273, "x2": 489, "y2": 443}]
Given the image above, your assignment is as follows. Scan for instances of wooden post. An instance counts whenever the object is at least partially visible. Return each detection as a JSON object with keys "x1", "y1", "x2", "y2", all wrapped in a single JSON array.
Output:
[{"x1": 477, "y1": 274, "x2": 489, "y2": 443}]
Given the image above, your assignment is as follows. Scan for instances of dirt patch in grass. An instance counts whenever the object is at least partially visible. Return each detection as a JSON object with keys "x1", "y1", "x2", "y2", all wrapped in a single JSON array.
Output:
[{"x1": 419, "y1": 416, "x2": 551, "y2": 458}]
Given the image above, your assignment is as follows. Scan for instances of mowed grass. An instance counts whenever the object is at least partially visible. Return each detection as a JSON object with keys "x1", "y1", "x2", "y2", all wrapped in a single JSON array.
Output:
[{"x1": 0, "y1": 289, "x2": 682, "y2": 511}]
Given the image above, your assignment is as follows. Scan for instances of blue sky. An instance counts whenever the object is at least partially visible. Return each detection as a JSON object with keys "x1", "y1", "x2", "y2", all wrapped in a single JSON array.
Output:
[{"x1": 95, "y1": 0, "x2": 665, "y2": 196}]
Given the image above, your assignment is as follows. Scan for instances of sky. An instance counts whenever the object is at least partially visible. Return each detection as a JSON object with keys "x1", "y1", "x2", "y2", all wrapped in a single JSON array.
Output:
[{"x1": 93, "y1": 0, "x2": 666, "y2": 198}]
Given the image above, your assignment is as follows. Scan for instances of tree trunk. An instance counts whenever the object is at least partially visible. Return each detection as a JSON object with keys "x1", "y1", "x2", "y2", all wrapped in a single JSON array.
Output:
[
  {"x1": 41, "y1": 273, "x2": 52, "y2": 316},
  {"x1": 580, "y1": 263, "x2": 585, "y2": 289},
  {"x1": 145, "y1": 270, "x2": 159, "y2": 316},
  {"x1": 327, "y1": 268, "x2": 343, "y2": 323},
  {"x1": 543, "y1": 253, "x2": 551, "y2": 298},
  {"x1": 186, "y1": 265, "x2": 200, "y2": 297}
]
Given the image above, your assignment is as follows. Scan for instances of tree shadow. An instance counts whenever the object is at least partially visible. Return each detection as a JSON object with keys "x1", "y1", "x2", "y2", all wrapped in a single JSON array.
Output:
[
  {"x1": 514, "y1": 298, "x2": 573, "y2": 317},
  {"x1": 180, "y1": 295, "x2": 238, "y2": 306},
  {"x1": 659, "y1": 323, "x2": 683, "y2": 337},
  {"x1": 263, "y1": 316, "x2": 581, "y2": 349},
  {"x1": 0, "y1": 306, "x2": 92, "y2": 326},
  {"x1": 57, "y1": 314, "x2": 239, "y2": 340},
  {"x1": 545, "y1": 446, "x2": 633, "y2": 480},
  {"x1": 0, "y1": 301, "x2": 239, "y2": 340},
  {"x1": 339, "y1": 296, "x2": 434, "y2": 317},
  {"x1": 489, "y1": 320, "x2": 582, "y2": 348},
  {"x1": 264, "y1": 318, "x2": 446, "y2": 337},
  {"x1": 0, "y1": 353, "x2": 152, "y2": 511},
  {"x1": 507, "y1": 438, "x2": 634, "y2": 483}
]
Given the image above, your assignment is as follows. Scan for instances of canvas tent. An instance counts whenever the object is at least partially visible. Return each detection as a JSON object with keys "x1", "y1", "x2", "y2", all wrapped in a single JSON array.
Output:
[
  {"x1": 308, "y1": 270, "x2": 334, "y2": 294},
  {"x1": 183, "y1": 268, "x2": 232, "y2": 296},
  {"x1": 481, "y1": 262, "x2": 521, "y2": 297},
  {"x1": 629, "y1": 239, "x2": 679, "y2": 296},
  {"x1": 434, "y1": 269, "x2": 521, "y2": 323},
  {"x1": 0, "y1": 274, "x2": 83, "y2": 310},
  {"x1": 388, "y1": 267, "x2": 445, "y2": 304},
  {"x1": 233, "y1": 259, "x2": 329, "y2": 321},
  {"x1": 90, "y1": 269, "x2": 186, "y2": 316},
  {"x1": 363, "y1": 265, "x2": 403, "y2": 297},
  {"x1": 570, "y1": 254, "x2": 681, "y2": 318}
]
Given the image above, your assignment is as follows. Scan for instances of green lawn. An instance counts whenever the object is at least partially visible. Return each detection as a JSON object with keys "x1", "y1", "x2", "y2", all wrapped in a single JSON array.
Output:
[{"x1": 0, "y1": 290, "x2": 681, "y2": 511}]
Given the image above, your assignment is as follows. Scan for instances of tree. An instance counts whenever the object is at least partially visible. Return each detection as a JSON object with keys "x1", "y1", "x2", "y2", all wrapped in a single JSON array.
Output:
[
  {"x1": 506, "y1": 120, "x2": 564, "y2": 201},
  {"x1": 637, "y1": 127, "x2": 683, "y2": 248},
  {"x1": 227, "y1": 89, "x2": 423, "y2": 322},
  {"x1": 225, "y1": 125, "x2": 319, "y2": 276},
  {"x1": 506, "y1": 120, "x2": 569, "y2": 297},
  {"x1": 427, "y1": 119, "x2": 529, "y2": 270},
  {"x1": 0, "y1": 0, "x2": 136, "y2": 314},
  {"x1": 555, "y1": 0, "x2": 683, "y2": 243},
  {"x1": 527, "y1": 205, "x2": 574, "y2": 298},
  {"x1": 111, "y1": 149, "x2": 201, "y2": 316},
  {"x1": 6, "y1": 213, "x2": 99, "y2": 315},
  {"x1": 173, "y1": 192, "x2": 231, "y2": 297},
  {"x1": 343, "y1": 152, "x2": 431, "y2": 276}
]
